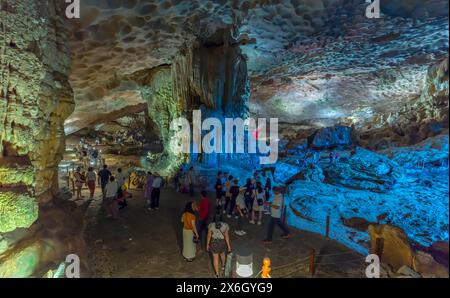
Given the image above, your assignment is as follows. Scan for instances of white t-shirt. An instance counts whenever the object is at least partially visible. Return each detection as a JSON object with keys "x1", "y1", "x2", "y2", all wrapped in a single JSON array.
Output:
[
  {"x1": 271, "y1": 193, "x2": 284, "y2": 218},
  {"x1": 116, "y1": 172, "x2": 126, "y2": 187},
  {"x1": 208, "y1": 222, "x2": 229, "y2": 240},
  {"x1": 152, "y1": 176, "x2": 163, "y2": 188},
  {"x1": 253, "y1": 190, "x2": 266, "y2": 211},
  {"x1": 105, "y1": 181, "x2": 119, "y2": 198},
  {"x1": 86, "y1": 171, "x2": 96, "y2": 181}
]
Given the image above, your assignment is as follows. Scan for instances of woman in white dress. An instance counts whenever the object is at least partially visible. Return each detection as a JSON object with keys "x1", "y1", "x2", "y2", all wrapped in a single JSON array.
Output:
[{"x1": 181, "y1": 202, "x2": 199, "y2": 261}]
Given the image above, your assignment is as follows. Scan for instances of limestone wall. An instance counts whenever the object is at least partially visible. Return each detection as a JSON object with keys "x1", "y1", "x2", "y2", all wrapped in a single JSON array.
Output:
[{"x1": 0, "y1": 0, "x2": 86, "y2": 277}]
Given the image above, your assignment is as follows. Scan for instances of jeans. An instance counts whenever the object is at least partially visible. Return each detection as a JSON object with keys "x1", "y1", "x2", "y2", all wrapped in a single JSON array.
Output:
[
  {"x1": 266, "y1": 217, "x2": 290, "y2": 241},
  {"x1": 151, "y1": 188, "x2": 160, "y2": 209},
  {"x1": 197, "y1": 218, "x2": 209, "y2": 245},
  {"x1": 227, "y1": 197, "x2": 236, "y2": 215}
]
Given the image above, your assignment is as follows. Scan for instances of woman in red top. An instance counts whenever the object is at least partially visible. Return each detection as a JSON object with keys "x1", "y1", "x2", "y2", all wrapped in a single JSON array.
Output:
[{"x1": 197, "y1": 190, "x2": 211, "y2": 247}]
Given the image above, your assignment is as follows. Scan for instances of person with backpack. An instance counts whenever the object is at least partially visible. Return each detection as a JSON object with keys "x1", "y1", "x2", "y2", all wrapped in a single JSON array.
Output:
[
  {"x1": 206, "y1": 214, "x2": 232, "y2": 278},
  {"x1": 250, "y1": 181, "x2": 265, "y2": 225}
]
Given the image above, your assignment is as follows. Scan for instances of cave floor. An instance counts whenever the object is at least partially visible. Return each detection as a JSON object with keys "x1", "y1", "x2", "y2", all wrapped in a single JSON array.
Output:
[{"x1": 68, "y1": 185, "x2": 367, "y2": 278}]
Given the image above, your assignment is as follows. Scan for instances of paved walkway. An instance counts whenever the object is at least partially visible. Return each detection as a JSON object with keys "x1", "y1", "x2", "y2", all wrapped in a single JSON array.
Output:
[{"x1": 77, "y1": 186, "x2": 366, "y2": 278}]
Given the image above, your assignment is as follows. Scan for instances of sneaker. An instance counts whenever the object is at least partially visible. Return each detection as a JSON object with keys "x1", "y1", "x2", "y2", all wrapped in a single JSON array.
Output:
[
  {"x1": 147, "y1": 208, "x2": 154, "y2": 211},
  {"x1": 249, "y1": 220, "x2": 255, "y2": 224},
  {"x1": 222, "y1": 210, "x2": 226, "y2": 214},
  {"x1": 155, "y1": 207, "x2": 159, "y2": 210},
  {"x1": 234, "y1": 215, "x2": 239, "y2": 220},
  {"x1": 227, "y1": 214, "x2": 231, "y2": 218},
  {"x1": 257, "y1": 221, "x2": 262, "y2": 226},
  {"x1": 240, "y1": 230, "x2": 247, "y2": 236}
]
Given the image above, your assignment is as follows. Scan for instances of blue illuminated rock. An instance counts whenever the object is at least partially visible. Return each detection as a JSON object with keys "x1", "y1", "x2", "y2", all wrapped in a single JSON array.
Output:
[{"x1": 308, "y1": 126, "x2": 352, "y2": 149}]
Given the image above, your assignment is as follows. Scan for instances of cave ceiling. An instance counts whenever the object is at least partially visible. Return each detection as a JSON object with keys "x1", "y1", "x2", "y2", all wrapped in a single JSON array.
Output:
[{"x1": 65, "y1": 0, "x2": 449, "y2": 134}]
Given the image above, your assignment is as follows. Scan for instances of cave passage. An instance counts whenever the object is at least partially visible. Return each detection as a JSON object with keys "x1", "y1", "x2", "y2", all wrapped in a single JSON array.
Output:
[{"x1": 0, "y1": 0, "x2": 449, "y2": 279}]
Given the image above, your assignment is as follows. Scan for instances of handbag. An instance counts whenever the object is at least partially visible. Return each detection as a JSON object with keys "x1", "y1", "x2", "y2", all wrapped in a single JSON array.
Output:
[{"x1": 193, "y1": 235, "x2": 199, "y2": 244}]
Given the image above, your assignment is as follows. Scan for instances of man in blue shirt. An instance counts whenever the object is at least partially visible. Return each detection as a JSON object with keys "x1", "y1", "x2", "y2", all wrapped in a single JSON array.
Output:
[{"x1": 98, "y1": 164, "x2": 112, "y2": 198}]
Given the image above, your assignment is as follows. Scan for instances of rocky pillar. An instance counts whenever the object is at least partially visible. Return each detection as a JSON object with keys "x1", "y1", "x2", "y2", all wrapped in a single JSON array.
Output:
[{"x1": 0, "y1": 0, "x2": 86, "y2": 277}]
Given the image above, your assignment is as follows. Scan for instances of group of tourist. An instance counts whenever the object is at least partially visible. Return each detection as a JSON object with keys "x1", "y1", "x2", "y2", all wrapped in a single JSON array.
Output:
[
  {"x1": 76, "y1": 138, "x2": 104, "y2": 170},
  {"x1": 172, "y1": 166, "x2": 196, "y2": 196},
  {"x1": 181, "y1": 191, "x2": 232, "y2": 278},
  {"x1": 73, "y1": 165, "x2": 131, "y2": 219},
  {"x1": 180, "y1": 168, "x2": 292, "y2": 277},
  {"x1": 73, "y1": 160, "x2": 292, "y2": 277}
]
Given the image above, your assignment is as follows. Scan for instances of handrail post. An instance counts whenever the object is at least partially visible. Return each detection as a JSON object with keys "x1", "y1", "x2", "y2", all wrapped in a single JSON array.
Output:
[
  {"x1": 325, "y1": 215, "x2": 330, "y2": 238},
  {"x1": 309, "y1": 249, "x2": 316, "y2": 277}
]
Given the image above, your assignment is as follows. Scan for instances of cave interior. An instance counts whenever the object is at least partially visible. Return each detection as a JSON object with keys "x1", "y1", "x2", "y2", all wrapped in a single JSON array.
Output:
[{"x1": 0, "y1": 0, "x2": 449, "y2": 278}]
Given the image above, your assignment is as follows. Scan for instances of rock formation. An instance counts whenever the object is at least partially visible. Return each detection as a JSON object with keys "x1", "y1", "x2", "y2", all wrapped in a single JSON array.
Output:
[{"x1": 0, "y1": 0, "x2": 86, "y2": 277}]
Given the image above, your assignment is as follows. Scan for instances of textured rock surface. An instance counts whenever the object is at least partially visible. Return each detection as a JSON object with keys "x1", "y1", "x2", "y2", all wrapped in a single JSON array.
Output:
[
  {"x1": 325, "y1": 148, "x2": 401, "y2": 192},
  {"x1": 270, "y1": 140, "x2": 448, "y2": 255},
  {"x1": 359, "y1": 57, "x2": 449, "y2": 149},
  {"x1": 0, "y1": 0, "x2": 73, "y2": 228},
  {"x1": 0, "y1": 0, "x2": 86, "y2": 277},
  {"x1": 368, "y1": 224, "x2": 415, "y2": 271},
  {"x1": 368, "y1": 224, "x2": 449, "y2": 277},
  {"x1": 308, "y1": 125, "x2": 352, "y2": 149},
  {"x1": 63, "y1": 0, "x2": 448, "y2": 136}
]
